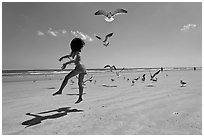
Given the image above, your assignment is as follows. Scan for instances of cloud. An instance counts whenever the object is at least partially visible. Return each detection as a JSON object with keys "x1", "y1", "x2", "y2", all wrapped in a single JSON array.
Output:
[
  {"x1": 61, "y1": 29, "x2": 67, "y2": 34},
  {"x1": 37, "y1": 31, "x2": 45, "y2": 36},
  {"x1": 47, "y1": 28, "x2": 58, "y2": 37},
  {"x1": 71, "y1": 30, "x2": 93, "y2": 42},
  {"x1": 180, "y1": 24, "x2": 197, "y2": 32},
  {"x1": 37, "y1": 28, "x2": 93, "y2": 42}
]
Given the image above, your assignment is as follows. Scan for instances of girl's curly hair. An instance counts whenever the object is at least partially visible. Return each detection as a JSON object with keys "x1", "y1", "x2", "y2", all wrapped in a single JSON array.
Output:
[{"x1": 70, "y1": 38, "x2": 85, "y2": 53}]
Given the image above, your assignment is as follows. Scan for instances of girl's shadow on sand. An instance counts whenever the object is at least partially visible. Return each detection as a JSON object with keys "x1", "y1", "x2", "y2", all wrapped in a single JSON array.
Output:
[{"x1": 22, "y1": 107, "x2": 84, "y2": 128}]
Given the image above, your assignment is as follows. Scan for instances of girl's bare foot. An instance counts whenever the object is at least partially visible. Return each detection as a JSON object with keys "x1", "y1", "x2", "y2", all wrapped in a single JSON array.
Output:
[
  {"x1": 75, "y1": 98, "x2": 83, "y2": 104},
  {"x1": 53, "y1": 91, "x2": 62, "y2": 96}
]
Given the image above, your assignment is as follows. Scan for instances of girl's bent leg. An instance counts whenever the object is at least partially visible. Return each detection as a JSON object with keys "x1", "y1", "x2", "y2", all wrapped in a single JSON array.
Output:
[{"x1": 53, "y1": 70, "x2": 78, "y2": 96}]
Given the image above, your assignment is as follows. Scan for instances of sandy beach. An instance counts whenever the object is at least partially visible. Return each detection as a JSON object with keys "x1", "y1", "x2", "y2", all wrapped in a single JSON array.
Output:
[{"x1": 2, "y1": 69, "x2": 202, "y2": 135}]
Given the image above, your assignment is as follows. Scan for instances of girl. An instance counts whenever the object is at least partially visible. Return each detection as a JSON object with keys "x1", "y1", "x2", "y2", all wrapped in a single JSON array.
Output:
[{"x1": 53, "y1": 38, "x2": 87, "y2": 104}]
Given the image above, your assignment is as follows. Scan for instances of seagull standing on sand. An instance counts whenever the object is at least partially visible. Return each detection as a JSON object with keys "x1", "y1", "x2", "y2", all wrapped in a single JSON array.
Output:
[
  {"x1": 111, "y1": 78, "x2": 115, "y2": 82},
  {"x1": 131, "y1": 80, "x2": 136, "y2": 86},
  {"x1": 141, "y1": 74, "x2": 146, "y2": 81},
  {"x1": 180, "y1": 80, "x2": 187, "y2": 87},
  {"x1": 134, "y1": 76, "x2": 140, "y2": 81},
  {"x1": 94, "y1": 9, "x2": 128, "y2": 22}
]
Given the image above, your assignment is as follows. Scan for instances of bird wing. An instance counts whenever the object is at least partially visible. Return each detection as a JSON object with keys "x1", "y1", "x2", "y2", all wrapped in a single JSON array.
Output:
[
  {"x1": 94, "y1": 10, "x2": 109, "y2": 17},
  {"x1": 152, "y1": 70, "x2": 160, "y2": 78},
  {"x1": 95, "y1": 35, "x2": 102, "y2": 40},
  {"x1": 103, "y1": 32, "x2": 114, "y2": 42},
  {"x1": 83, "y1": 76, "x2": 93, "y2": 83},
  {"x1": 107, "y1": 32, "x2": 114, "y2": 37},
  {"x1": 112, "y1": 65, "x2": 117, "y2": 70},
  {"x1": 111, "y1": 9, "x2": 128, "y2": 16},
  {"x1": 104, "y1": 65, "x2": 111, "y2": 68}
]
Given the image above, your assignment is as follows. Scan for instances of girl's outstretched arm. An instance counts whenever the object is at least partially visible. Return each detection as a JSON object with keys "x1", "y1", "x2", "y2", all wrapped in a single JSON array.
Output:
[
  {"x1": 59, "y1": 54, "x2": 72, "y2": 61},
  {"x1": 61, "y1": 60, "x2": 75, "y2": 70}
]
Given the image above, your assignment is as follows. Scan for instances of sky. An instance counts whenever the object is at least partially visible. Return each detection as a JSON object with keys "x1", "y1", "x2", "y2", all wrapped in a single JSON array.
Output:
[{"x1": 2, "y1": 2, "x2": 202, "y2": 70}]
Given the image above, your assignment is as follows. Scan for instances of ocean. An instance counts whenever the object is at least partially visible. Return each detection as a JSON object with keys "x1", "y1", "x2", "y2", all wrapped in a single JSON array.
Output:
[{"x1": 2, "y1": 67, "x2": 201, "y2": 83}]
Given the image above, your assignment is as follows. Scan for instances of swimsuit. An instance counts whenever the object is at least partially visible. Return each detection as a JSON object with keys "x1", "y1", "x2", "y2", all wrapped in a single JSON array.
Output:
[{"x1": 73, "y1": 52, "x2": 87, "y2": 74}]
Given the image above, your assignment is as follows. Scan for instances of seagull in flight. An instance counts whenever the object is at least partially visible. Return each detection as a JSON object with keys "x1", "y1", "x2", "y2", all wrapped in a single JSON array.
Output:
[
  {"x1": 94, "y1": 9, "x2": 128, "y2": 22},
  {"x1": 104, "y1": 65, "x2": 117, "y2": 72},
  {"x1": 149, "y1": 70, "x2": 160, "y2": 81},
  {"x1": 95, "y1": 32, "x2": 114, "y2": 47}
]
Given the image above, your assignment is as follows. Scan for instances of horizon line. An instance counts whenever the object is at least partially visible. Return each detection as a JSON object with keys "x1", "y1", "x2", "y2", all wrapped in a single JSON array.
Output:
[{"x1": 2, "y1": 66, "x2": 202, "y2": 71}]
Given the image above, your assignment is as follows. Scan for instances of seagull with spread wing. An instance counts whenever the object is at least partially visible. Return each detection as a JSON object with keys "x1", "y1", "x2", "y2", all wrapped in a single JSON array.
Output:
[
  {"x1": 95, "y1": 32, "x2": 114, "y2": 47},
  {"x1": 104, "y1": 65, "x2": 117, "y2": 72},
  {"x1": 94, "y1": 8, "x2": 128, "y2": 22},
  {"x1": 103, "y1": 32, "x2": 114, "y2": 43},
  {"x1": 150, "y1": 70, "x2": 160, "y2": 81}
]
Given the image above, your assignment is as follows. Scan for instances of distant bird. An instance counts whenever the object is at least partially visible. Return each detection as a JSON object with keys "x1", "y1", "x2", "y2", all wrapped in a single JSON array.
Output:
[
  {"x1": 95, "y1": 32, "x2": 114, "y2": 47},
  {"x1": 131, "y1": 80, "x2": 136, "y2": 86},
  {"x1": 111, "y1": 78, "x2": 115, "y2": 82},
  {"x1": 141, "y1": 74, "x2": 146, "y2": 81},
  {"x1": 104, "y1": 65, "x2": 117, "y2": 72},
  {"x1": 132, "y1": 80, "x2": 135, "y2": 84},
  {"x1": 94, "y1": 9, "x2": 128, "y2": 22},
  {"x1": 115, "y1": 67, "x2": 125, "y2": 77},
  {"x1": 100, "y1": 32, "x2": 113, "y2": 43},
  {"x1": 83, "y1": 76, "x2": 94, "y2": 84},
  {"x1": 70, "y1": 79, "x2": 75, "y2": 85},
  {"x1": 150, "y1": 70, "x2": 160, "y2": 81},
  {"x1": 134, "y1": 76, "x2": 140, "y2": 81},
  {"x1": 180, "y1": 80, "x2": 187, "y2": 87}
]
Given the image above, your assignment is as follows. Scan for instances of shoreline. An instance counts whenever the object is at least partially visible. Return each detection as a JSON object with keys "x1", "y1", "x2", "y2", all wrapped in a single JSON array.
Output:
[{"x1": 2, "y1": 69, "x2": 202, "y2": 83}]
